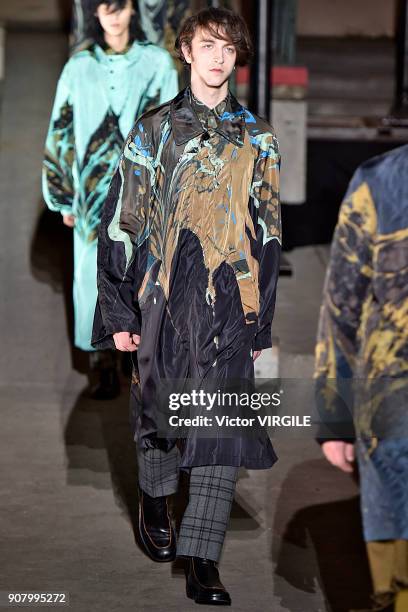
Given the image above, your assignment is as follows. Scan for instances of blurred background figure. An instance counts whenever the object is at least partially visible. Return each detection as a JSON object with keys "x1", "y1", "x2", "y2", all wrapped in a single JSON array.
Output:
[
  {"x1": 42, "y1": 0, "x2": 178, "y2": 399},
  {"x1": 70, "y1": 0, "x2": 190, "y2": 54},
  {"x1": 137, "y1": 0, "x2": 189, "y2": 49},
  {"x1": 315, "y1": 145, "x2": 408, "y2": 612}
]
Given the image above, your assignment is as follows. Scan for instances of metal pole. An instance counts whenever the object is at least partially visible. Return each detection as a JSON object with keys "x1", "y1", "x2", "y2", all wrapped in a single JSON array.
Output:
[
  {"x1": 249, "y1": 0, "x2": 272, "y2": 121},
  {"x1": 248, "y1": 0, "x2": 292, "y2": 275},
  {"x1": 394, "y1": 0, "x2": 408, "y2": 115}
]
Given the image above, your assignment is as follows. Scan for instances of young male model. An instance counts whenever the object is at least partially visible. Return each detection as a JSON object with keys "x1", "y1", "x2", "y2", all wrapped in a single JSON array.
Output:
[
  {"x1": 93, "y1": 7, "x2": 281, "y2": 605},
  {"x1": 43, "y1": 0, "x2": 177, "y2": 398}
]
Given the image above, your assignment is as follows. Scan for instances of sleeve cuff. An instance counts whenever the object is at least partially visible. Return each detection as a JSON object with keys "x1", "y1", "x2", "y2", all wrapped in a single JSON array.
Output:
[
  {"x1": 91, "y1": 299, "x2": 141, "y2": 349},
  {"x1": 253, "y1": 324, "x2": 272, "y2": 351},
  {"x1": 59, "y1": 206, "x2": 74, "y2": 216},
  {"x1": 315, "y1": 421, "x2": 356, "y2": 445},
  {"x1": 316, "y1": 436, "x2": 356, "y2": 446}
]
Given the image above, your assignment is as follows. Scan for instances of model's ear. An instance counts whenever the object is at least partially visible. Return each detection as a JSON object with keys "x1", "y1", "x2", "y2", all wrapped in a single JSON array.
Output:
[{"x1": 181, "y1": 42, "x2": 192, "y2": 64}]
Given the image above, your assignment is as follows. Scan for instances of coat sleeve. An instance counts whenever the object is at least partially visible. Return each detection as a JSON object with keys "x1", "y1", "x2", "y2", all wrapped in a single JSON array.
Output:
[
  {"x1": 157, "y1": 52, "x2": 179, "y2": 104},
  {"x1": 250, "y1": 132, "x2": 282, "y2": 351},
  {"x1": 314, "y1": 168, "x2": 376, "y2": 442},
  {"x1": 42, "y1": 62, "x2": 75, "y2": 216},
  {"x1": 92, "y1": 120, "x2": 155, "y2": 349},
  {"x1": 140, "y1": 50, "x2": 178, "y2": 114}
]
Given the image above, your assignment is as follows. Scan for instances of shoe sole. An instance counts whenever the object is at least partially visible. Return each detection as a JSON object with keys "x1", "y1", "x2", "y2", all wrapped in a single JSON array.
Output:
[{"x1": 186, "y1": 584, "x2": 231, "y2": 606}]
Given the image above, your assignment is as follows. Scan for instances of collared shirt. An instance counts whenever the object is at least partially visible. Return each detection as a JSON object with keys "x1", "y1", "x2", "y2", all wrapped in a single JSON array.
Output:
[
  {"x1": 188, "y1": 87, "x2": 229, "y2": 132},
  {"x1": 105, "y1": 44, "x2": 132, "y2": 56}
]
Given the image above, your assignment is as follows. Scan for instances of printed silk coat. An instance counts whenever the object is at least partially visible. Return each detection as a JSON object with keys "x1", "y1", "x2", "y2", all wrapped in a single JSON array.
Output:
[
  {"x1": 42, "y1": 41, "x2": 178, "y2": 350},
  {"x1": 93, "y1": 88, "x2": 282, "y2": 468},
  {"x1": 315, "y1": 145, "x2": 408, "y2": 540}
]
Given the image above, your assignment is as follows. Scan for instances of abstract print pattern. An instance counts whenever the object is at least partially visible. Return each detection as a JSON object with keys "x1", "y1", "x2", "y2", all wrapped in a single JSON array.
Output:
[
  {"x1": 138, "y1": 0, "x2": 191, "y2": 48},
  {"x1": 315, "y1": 146, "x2": 408, "y2": 441},
  {"x1": 43, "y1": 101, "x2": 75, "y2": 212},
  {"x1": 76, "y1": 110, "x2": 124, "y2": 242},
  {"x1": 108, "y1": 89, "x2": 280, "y2": 325},
  {"x1": 43, "y1": 41, "x2": 178, "y2": 244},
  {"x1": 44, "y1": 102, "x2": 125, "y2": 242}
]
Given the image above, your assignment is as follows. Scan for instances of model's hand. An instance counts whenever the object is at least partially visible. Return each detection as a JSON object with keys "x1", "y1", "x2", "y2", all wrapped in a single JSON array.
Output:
[
  {"x1": 113, "y1": 332, "x2": 140, "y2": 352},
  {"x1": 63, "y1": 214, "x2": 76, "y2": 227},
  {"x1": 321, "y1": 441, "x2": 355, "y2": 473},
  {"x1": 253, "y1": 350, "x2": 262, "y2": 361}
]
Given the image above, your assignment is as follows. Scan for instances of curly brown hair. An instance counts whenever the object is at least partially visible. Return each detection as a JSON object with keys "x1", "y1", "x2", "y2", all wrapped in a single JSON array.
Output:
[{"x1": 175, "y1": 7, "x2": 253, "y2": 67}]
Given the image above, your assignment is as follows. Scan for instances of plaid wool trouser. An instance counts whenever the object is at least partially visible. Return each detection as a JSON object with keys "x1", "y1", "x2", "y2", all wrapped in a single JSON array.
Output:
[{"x1": 137, "y1": 446, "x2": 238, "y2": 562}]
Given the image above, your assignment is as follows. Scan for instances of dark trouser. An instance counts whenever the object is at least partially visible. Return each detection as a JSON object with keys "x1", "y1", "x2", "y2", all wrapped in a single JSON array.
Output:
[{"x1": 137, "y1": 446, "x2": 238, "y2": 562}]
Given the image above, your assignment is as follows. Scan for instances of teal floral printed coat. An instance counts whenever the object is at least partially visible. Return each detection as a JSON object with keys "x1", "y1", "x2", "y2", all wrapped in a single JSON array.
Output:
[{"x1": 42, "y1": 41, "x2": 178, "y2": 350}]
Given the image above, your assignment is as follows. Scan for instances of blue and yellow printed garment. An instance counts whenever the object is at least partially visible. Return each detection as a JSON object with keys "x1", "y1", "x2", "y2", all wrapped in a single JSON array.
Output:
[{"x1": 315, "y1": 145, "x2": 408, "y2": 540}]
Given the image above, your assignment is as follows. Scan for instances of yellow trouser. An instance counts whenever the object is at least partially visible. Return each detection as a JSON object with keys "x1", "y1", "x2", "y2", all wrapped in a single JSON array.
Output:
[
  {"x1": 367, "y1": 540, "x2": 408, "y2": 611},
  {"x1": 395, "y1": 589, "x2": 408, "y2": 612}
]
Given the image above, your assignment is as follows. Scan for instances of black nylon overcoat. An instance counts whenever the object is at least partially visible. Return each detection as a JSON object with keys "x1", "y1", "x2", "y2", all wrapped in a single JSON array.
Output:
[{"x1": 93, "y1": 88, "x2": 281, "y2": 468}]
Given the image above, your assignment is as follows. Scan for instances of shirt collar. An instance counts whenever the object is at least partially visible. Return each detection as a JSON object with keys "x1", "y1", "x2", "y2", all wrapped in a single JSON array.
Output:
[
  {"x1": 170, "y1": 87, "x2": 246, "y2": 147},
  {"x1": 189, "y1": 88, "x2": 229, "y2": 128},
  {"x1": 92, "y1": 41, "x2": 144, "y2": 65}
]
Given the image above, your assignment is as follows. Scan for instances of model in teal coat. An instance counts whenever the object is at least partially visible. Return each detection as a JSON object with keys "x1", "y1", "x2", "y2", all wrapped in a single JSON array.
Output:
[{"x1": 43, "y1": 0, "x2": 178, "y2": 396}]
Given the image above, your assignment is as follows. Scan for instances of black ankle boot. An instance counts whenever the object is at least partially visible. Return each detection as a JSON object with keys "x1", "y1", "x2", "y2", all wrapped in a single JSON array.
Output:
[
  {"x1": 186, "y1": 557, "x2": 231, "y2": 605},
  {"x1": 88, "y1": 367, "x2": 120, "y2": 400},
  {"x1": 138, "y1": 488, "x2": 176, "y2": 562},
  {"x1": 121, "y1": 352, "x2": 133, "y2": 378},
  {"x1": 88, "y1": 349, "x2": 120, "y2": 400}
]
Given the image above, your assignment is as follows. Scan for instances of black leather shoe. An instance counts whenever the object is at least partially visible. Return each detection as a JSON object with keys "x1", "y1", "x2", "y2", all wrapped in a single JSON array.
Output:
[
  {"x1": 138, "y1": 488, "x2": 176, "y2": 562},
  {"x1": 88, "y1": 367, "x2": 120, "y2": 400},
  {"x1": 186, "y1": 557, "x2": 231, "y2": 605},
  {"x1": 350, "y1": 592, "x2": 396, "y2": 612}
]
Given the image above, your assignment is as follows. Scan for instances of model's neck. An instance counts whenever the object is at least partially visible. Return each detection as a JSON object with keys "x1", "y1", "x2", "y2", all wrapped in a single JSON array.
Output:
[
  {"x1": 190, "y1": 78, "x2": 229, "y2": 110},
  {"x1": 104, "y1": 30, "x2": 130, "y2": 53}
]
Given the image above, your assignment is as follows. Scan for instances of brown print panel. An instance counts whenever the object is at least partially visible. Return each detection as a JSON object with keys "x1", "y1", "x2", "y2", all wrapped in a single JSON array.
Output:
[{"x1": 155, "y1": 131, "x2": 260, "y2": 318}]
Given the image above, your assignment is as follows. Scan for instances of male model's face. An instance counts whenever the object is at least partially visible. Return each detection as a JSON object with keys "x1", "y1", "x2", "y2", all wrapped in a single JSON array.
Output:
[
  {"x1": 96, "y1": 0, "x2": 134, "y2": 38},
  {"x1": 183, "y1": 26, "x2": 237, "y2": 90}
]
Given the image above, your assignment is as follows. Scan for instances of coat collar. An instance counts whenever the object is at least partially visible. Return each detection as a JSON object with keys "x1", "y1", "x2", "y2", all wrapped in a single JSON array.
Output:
[{"x1": 170, "y1": 88, "x2": 246, "y2": 147}]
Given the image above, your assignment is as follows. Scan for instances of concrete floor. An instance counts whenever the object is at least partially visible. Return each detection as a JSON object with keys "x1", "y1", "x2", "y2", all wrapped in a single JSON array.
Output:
[{"x1": 0, "y1": 32, "x2": 373, "y2": 612}]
